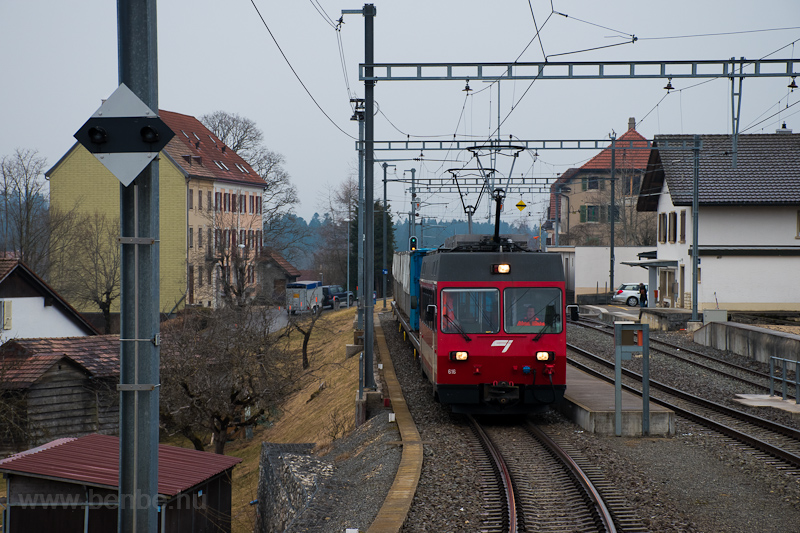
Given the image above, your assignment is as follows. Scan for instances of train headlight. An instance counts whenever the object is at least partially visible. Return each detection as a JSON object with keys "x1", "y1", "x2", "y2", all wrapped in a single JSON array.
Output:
[
  {"x1": 449, "y1": 351, "x2": 469, "y2": 361},
  {"x1": 536, "y1": 351, "x2": 554, "y2": 362},
  {"x1": 491, "y1": 263, "x2": 510, "y2": 274}
]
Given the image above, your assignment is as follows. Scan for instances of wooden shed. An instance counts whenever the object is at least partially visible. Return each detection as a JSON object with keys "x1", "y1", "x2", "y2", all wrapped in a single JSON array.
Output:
[
  {"x1": 0, "y1": 336, "x2": 119, "y2": 453},
  {"x1": 0, "y1": 433, "x2": 241, "y2": 532}
]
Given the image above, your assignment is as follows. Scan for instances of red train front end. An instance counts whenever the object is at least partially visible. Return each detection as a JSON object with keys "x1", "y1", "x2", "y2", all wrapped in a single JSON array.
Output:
[{"x1": 417, "y1": 236, "x2": 566, "y2": 414}]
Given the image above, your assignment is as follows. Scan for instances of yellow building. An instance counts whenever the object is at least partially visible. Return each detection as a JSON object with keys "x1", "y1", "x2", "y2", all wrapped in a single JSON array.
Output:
[{"x1": 47, "y1": 110, "x2": 267, "y2": 315}]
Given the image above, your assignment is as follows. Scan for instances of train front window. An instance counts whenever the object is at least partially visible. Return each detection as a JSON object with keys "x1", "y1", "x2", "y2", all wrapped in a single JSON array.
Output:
[
  {"x1": 441, "y1": 288, "x2": 499, "y2": 334},
  {"x1": 504, "y1": 287, "x2": 563, "y2": 334}
]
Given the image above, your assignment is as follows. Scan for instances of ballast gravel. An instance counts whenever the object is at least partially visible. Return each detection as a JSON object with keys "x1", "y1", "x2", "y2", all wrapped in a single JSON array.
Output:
[{"x1": 282, "y1": 314, "x2": 800, "y2": 532}]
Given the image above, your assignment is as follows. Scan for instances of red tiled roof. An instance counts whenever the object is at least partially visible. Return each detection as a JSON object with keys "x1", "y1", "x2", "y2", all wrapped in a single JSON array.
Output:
[
  {"x1": 0, "y1": 336, "x2": 119, "y2": 388},
  {"x1": 0, "y1": 258, "x2": 17, "y2": 281},
  {"x1": 581, "y1": 128, "x2": 650, "y2": 170},
  {"x1": 0, "y1": 433, "x2": 241, "y2": 497},
  {"x1": 159, "y1": 110, "x2": 268, "y2": 189}
]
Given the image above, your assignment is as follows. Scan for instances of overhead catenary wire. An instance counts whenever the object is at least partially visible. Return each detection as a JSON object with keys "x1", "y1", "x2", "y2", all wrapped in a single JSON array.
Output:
[{"x1": 248, "y1": 0, "x2": 357, "y2": 140}]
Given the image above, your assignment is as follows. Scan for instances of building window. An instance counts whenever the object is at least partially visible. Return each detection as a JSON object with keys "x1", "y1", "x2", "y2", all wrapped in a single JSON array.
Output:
[
  {"x1": 188, "y1": 189, "x2": 194, "y2": 210},
  {"x1": 208, "y1": 228, "x2": 213, "y2": 257},
  {"x1": 188, "y1": 265, "x2": 194, "y2": 305},
  {"x1": 256, "y1": 196, "x2": 262, "y2": 214},
  {"x1": 198, "y1": 190, "x2": 203, "y2": 210},
  {"x1": 668, "y1": 211, "x2": 677, "y2": 243},
  {"x1": 582, "y1": 176, "x2": 604, "y2": 191},
  {"x1": 198, "y1": 226, "x2": 203, "y2": 248},
  {"x1": 225, "y1": 193, "x2": 230, "y2": 212},
  {"x1": 680, "y1": 210, "x2": 686, "y2": 243},
  {"x1": 250, "y1": 195, "x2": 255, "y2": 213},
  {"x1": 188, "y1": 227, "x2": 194, "y2": 248},
  {"x1": 198, "y1": 265, "x2": 203, "y2": 287},
  {"x1": 579, "y1": 205, "x2": 601, "y2": 223},
  {"x1": 208, "y1": 191, "x2": 212, "y2": 211}
]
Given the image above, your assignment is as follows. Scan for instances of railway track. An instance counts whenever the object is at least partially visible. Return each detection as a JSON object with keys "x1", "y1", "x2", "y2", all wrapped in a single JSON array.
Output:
[
  {"x1": 567, "y1": 342, "x2": 800, "y2": 475},
  {"x1": 573, "y1": 318, "x2": 794, "y2": 397},
  {"x1": 466, "y1": 415, "x2": 632, "y2": 532}
]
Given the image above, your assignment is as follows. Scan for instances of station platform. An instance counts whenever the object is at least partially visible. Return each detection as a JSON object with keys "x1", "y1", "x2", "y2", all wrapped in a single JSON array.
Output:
[{"x1": 559, "y1": 365, "x2": 676, "y2": 437}]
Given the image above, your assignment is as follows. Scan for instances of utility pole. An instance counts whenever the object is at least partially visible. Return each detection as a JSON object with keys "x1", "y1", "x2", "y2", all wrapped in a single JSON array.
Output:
[
  {"x1": 692, "y1": 135, "x2": 700, "y2": 321},
  {"x1": 351, "y1": 98, "x2": 365, "y2": 330},
  {"x1": 609, "y1": 135, "x2": 616, "y2": 297},
  {"x1": 117, "y1": 1, "x2": 159, "y2": 530},
  {"x1": 408, "y1": 168, "x2": 416, "y2": 245},
  {"x1": 363, "y1": 3, "x2": 377, "y2": 390},
  {"x1": 382, "y1": 162, "x2": 395, "y2": 308}
]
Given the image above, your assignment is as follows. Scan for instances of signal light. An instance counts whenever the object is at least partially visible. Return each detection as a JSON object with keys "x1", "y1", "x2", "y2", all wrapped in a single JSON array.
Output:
[
  {"x1": 409, "y1": 236, "x2": 418, "y2": 251},
  {"x1": 88, "y1": 126, "x2": 108, "y2": 145},
  {"x1": 140, "y1": 125, "x2": 160, "y2": 144},
  {"x1": 536, "y1": 351, "x2": 554, "y2": 362}
]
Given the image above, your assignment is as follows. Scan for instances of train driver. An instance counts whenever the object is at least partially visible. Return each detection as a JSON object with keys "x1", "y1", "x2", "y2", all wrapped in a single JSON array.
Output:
[{"x1": 516, "y1": 305, "x2": 545, "y2": 327}]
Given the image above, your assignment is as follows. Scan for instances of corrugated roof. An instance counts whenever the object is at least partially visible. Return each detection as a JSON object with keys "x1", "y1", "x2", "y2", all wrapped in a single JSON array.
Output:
[
  {"x1": 0, "y1": 434, "x2": 241, "y2": 497},
  {"x1": 638, "y1": 132, "x2": 800, "y2": 210},
  {"x1": 159, "y1": 110, "x2": 268, "y2": 189}
]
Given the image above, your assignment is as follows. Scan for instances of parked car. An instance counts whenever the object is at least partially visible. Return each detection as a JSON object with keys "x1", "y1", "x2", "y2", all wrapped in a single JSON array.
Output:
[
  {"x1": 611, "y1": 282, "x2": 648, "y2": 307},
  {"x1": 322, "y1": 285, "x2": 354, "y2": 309}
]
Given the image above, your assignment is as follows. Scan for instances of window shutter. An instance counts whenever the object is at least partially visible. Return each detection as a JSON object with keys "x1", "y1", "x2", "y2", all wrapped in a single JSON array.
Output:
[
  {"x1": 3, "y1": 300, "x2": 12, "y2": 330},
  {"x1": 579, "y1": 205, "x2": 587, "y2": 222},
  {"x1": 581, "y1": 178, "x2": 587, "y2": 191}
]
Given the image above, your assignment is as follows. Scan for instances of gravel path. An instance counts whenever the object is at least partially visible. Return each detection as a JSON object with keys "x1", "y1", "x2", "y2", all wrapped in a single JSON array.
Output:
[{"x1": 286, "y1": 314, "x2": 800, "y2": 532}]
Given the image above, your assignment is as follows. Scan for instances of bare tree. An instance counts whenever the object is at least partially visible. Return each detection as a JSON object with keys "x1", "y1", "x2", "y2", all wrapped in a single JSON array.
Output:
[
  {"x1": 52, "y1": 212, "x2": 121, "y2": 333},
  {"x1": 199, "y1": 111, "x2": 263, "y2": 155},
  {"x1": 160, "y1": 305, "x2": 298, "y2": 454},
  {"x1": 1, "y1": 149, "x2": 49, "y2": 271},
  {"x1": 200, "y1": 111, "x2": 304, "y2": 258}
]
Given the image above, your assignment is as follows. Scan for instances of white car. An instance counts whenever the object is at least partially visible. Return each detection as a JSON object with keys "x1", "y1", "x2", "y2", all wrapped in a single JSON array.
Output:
[{"x1": 612, "y1": 283, "x2": 648, "y2": 307}]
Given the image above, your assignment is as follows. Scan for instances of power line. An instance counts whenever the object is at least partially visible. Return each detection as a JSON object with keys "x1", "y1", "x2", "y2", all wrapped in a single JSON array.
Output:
[
  {"x1": 248, "y1": 0, "x2": 356, "y2": 140},
  {"x1": 639, "y1": 26, "x2": 800, "y2": 41}
]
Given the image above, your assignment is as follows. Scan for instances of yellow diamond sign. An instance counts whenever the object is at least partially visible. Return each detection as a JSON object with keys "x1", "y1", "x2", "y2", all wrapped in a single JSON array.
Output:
[{"x1": 516, "y1": 200, "x2": 526, "y2": 212}]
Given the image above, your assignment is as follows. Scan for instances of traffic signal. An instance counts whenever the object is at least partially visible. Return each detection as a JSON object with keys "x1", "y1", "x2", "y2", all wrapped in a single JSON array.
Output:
[{"x1": 409, "y1": 236, "x2": 417, "y2": 251}]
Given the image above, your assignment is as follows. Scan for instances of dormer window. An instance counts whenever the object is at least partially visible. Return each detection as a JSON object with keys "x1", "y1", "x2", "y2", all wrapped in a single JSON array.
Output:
[
  {"x1": 219, "y1": 161, "x2": 229, "y2": 171},
  {"x1": 181, "y1": 130, "x2": 189, "y2": 138}
]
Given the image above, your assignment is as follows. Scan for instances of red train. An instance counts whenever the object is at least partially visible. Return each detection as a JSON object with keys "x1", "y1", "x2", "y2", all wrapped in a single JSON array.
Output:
[{"x1": 393, "y1": 233, "x2": 566, "y2": 414}]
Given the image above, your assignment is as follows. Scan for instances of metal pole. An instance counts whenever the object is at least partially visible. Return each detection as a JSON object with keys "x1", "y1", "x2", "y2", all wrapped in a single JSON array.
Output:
[
  {"x1": 692, "y1": 135, "x2": 700, "y2": 322},
  {"x1": 609, "y1": 136, "x2": 616, "y2": 297},
  {"x1": 382, "y1": 162, "x2": 392, "y2": 309},
  {"x1": 554, "y1": 186, "x2": 560, "y2": 247},
  {"x1": 363, "y1": 3, "x2": 377, "y2": 390},
  {"x1": 357, "y1": 116, "x2": 366, "y2": 318},
  {"x1": 409, "y1": 168, "x2": 416, "y2": 244},
  {"x1": 118, "y1": 1, "x2": 159, "y2": 530}
]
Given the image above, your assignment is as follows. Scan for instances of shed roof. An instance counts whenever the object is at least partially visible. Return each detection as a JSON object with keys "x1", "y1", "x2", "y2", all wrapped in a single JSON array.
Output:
[
  {"x1": 0, "y1": 434, "x2": 241, "y2": 497},
  {"x1": 0, "y1": 335, "x2": 119, "y2": 387},
  {"x1": 263, "y1": 249, "x2": 301, "y2": 278},
  {"x1": 638, "y1": 132, "x2": 800, "y2": 210}
]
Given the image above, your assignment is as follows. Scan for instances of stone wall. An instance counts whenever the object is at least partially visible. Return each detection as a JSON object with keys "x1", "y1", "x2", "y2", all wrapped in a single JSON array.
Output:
[{"x1": 255, "y1": 443, "x2": 332, "y2": 533}]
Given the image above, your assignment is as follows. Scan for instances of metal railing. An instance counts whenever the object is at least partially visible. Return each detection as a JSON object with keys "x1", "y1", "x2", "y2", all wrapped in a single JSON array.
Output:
[{"x1": 769, "y1": 356, "x2": 799, "y2": 404}]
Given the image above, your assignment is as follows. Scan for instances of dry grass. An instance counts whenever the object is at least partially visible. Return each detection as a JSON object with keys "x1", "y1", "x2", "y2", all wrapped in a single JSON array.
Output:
[
  {"x1": 224, "y1": 306, "x2": 361, "y2": 533},
  {"x1": 0, "y1": 308, "x2": 360, "y2": 533}
]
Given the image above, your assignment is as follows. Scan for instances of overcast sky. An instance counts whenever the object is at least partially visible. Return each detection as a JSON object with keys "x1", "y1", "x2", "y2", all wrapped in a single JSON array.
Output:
[{"x1": 2, "y1": 1, "x2": 798, "y2": 227}]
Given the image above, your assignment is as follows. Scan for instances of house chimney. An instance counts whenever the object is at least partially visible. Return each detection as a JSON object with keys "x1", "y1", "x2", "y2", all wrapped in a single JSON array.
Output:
[
  {"x1": 628, "y1": 117, "x2": 636, "y2": 131},
  {"x1": 777, "y1": 122, "x2": 792, "y2": 134}
]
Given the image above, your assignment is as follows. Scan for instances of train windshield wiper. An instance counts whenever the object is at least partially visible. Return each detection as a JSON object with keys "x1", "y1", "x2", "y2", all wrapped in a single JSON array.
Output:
[{"x1": 444, "y1": 314, "x2": 472, "y2": 342}]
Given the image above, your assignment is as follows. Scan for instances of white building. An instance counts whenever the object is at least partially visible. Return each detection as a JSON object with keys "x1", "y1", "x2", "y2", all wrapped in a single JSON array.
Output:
[
  {"x1": 0, "y1": 259, "x2": 98, "y2": 343},
  {"x1": 633, "y1": 131, "x2": 800, "y2": 311}
]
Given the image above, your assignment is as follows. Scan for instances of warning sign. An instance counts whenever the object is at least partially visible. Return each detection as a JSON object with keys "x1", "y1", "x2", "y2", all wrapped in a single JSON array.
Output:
[{"x1": 516, "y1": 200, "x2": 526, "y2": 212}]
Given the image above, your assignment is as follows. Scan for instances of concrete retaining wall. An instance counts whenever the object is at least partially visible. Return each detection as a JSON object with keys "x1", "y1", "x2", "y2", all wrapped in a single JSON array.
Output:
[{"x1": 694, "y1": 322, "x2": 800, "y2": 370}]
